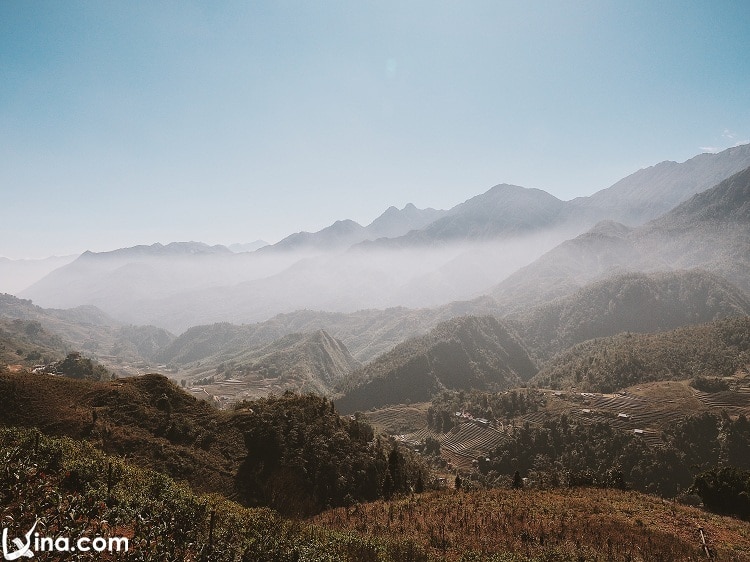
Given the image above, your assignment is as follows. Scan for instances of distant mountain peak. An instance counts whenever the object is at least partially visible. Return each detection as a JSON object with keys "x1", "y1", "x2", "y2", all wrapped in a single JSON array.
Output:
[
  {"x1": 654, "y1": 164, "x2": 750, "y2": 226},
  {"x1": 228, "y1": 240, "x2": 268, "y2": 253},
  {"x1": 329, "y1": 219, "x2": 364, "y2": 231},
  {"x1": 587, "y1": 220, "x2": 633, "y2": 238},
  {"x1": 365, "y1": 203, "x2": 447, "y2": 240},
  {"x1": 78, "y1": 241, "x2": 231, "y2": 260},
  {"x1": 485, "y1": 182, "x2": 533, "y2": 194},
  {"x1": 570, "y1": 143, "x2": 750, "y2": 226}
]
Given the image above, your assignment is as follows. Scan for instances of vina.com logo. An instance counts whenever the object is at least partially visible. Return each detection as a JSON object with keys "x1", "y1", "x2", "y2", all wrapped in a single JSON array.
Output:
[{"x1": 2, "y1": 519, "x2": 129, "y2": 560}]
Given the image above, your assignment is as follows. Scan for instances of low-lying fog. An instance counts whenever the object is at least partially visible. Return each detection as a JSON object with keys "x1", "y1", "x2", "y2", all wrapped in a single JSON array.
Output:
[
  {"x1": 0, "y1": 255, "x2": 78, "y2": 296},
  {"x1": 16, "y1": 225, "x2": 584, "y2": 333}
]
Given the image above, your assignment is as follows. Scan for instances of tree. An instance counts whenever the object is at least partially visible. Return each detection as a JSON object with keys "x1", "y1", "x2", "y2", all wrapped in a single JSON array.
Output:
[
  {"x1": 56, "y1": 352, "x2": 110, "y2": 381},
  {"x1": 691, "y1": 467, "x2": 750, "y2": 519},
  {"x1": 424, "y1": 437, "x2": 441, "y2": 456},
  {"x1": 512, "y1": 470, "x2": 523, "y2": 489},
  {"x1": 382, "y1": 471, "x2": 394, "y2": 500},
  {"x1": 415, "y1": 472, "x2": 424, "y2": 494}
]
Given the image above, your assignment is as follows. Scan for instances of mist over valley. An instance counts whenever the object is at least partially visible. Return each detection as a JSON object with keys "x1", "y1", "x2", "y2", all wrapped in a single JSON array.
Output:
[
  {"x1": 6, "y1": 3, "x2": 750, "y2": 558},
  {"x1": 5, "y1": 147, "x2": 750, "y2": 561}
]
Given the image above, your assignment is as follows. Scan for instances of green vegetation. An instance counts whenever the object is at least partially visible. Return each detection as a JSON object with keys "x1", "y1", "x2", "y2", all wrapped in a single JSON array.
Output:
[
  {"x1": 691, "y1": 375, "x2": 731, "y2": 392},
  {"x1": 692, "y1": 466, "x2": 750, "y2": 519},
  {"x1": 481, "y1": 412, "x2": 750, "y2": 500},
  {"x1": 233, "y1": 392, "x2": 426, "y2": 516},
  {"x1": 0, "y1": 372, "x2": 425, "y2": 517},
  {"x1": 56, "y1": 351, "x2": 112, "y2": 381},
  {"x1": 0, "y1": 426, "x2": 431, "y2": 561},
  {"x1": 5, "y1": 415, "x2": 748, "y2": 561},
  {"x1": 533, "y1": 316, "x2": 750, "y2": 392},
  {"x1": 428, "y1": 389, "x2": 545, "y2": 431}
]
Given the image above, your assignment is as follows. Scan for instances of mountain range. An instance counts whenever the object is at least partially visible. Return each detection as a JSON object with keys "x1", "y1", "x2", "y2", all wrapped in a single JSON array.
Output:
[
  {"x1": 0, "y1": 144, "x2": 748, "y2": 399},
  {"x1": 491, "y1": 164, "x2": 750, "y2": 312},
  {"x1": 507, "y1": 269, "x2": 750, "y2": 363},
  {"x1": 4, "y1": 144, "x2": 750, "y2": 562},
  {"x1": 16, "y1": 144, "x2": 750, "y2": 332},
  {"x1": 261, "y1": 203, "x2": 447, "y2": 253}
]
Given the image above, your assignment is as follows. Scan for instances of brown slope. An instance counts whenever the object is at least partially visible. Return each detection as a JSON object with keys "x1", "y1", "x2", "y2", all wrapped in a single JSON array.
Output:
[
  {"x1": 312, "y1": 486, "x2": 750, "y2": 562},
  {"x1": 0, "y1": 372, "x2": 391, "y2": 517}
]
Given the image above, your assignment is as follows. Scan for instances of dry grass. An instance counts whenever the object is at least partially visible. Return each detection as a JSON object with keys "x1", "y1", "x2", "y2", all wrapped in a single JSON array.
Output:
[{"x1": 312, "y1": 487, "x2": 750, "y2": 561}]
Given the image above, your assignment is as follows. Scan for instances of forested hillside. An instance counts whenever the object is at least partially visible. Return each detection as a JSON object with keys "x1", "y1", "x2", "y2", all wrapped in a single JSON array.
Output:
[
  {"x1": 336, "y1": 316, "x2": 536, "y2": 413},
  {"x1": 481, "y1": 411, "x2": 750, "y2": 502},
  {"x1": 0, "y1": 372, "x2": 421, "y2": 517},
  {"x1": 0, "y1": 317, "x2": 68, "y2": 368},
  {"x1": 509, "y1": 270, "x2": 750, "y2": 362},
  {"x1": 533, "y1": 316, "x2": 750, "y2": 392}
]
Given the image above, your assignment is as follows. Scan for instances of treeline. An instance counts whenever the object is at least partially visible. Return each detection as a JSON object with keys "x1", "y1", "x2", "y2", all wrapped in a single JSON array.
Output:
[
  {"x1": 533, "y1": 316, "x2": 750, "y2": 392},
  {"x1": 480, "y1": 412, "x2": 750, "y2": 515},
  {"x1": 427, "y1": 388, "x2": 545, "y2": 431},
  {"x1": 233, "y1": 393, "x2": 427, "y2": 516}
]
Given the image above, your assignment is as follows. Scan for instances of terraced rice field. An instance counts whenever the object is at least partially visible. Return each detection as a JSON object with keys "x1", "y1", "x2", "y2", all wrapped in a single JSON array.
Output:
[
  {"x1": 693, "y1": 386, "x2": 750, "y2": 415},
  {"x1": 401, "y1": 420, "x2": 510, "y2": 470},
  {"x1": 367, "y1": 378, "x2": 750, "y2": 473},
  {"x1": 363, "y1": 404, "x2": 429, "y2": 434},
  {"x1": 532, "y1": 380, "x2": 750, "y2": 444}
]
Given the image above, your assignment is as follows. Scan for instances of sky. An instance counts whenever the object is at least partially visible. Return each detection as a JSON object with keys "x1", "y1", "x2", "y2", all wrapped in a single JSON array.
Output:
[{"x1": 1, "y1": 1, "x2": 749, "y2": 259}]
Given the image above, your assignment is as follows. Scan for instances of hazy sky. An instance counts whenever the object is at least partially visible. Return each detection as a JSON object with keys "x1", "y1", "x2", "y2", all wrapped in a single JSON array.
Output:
[{"x1": 2, "y1": 1, "x2": 749, "y2": 258}]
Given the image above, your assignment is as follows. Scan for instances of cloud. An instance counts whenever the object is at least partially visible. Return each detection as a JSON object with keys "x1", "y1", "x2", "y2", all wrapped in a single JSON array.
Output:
[
  {"x1": 699, "y1": 129, "x2": 749, "y2": 153},
  {"x1": 721, "y1": 130, "x2": 749, "y2": 146}
]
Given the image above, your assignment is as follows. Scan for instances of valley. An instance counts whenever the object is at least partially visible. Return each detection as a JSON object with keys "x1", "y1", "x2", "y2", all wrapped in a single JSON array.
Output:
[
  {"x1": 363, "y1": 375, "x2": 750, "y2": 472},
  {"x1": 3, "y1": 147, "x2": 750, "y2": 560}
]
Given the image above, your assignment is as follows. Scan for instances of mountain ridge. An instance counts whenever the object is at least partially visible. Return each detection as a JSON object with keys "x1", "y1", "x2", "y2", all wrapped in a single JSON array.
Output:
[
  {"x1": 18, "y1": 146, "x2": 750, "y2": 331},
  {"x1": 532, "y1": 315, "x2": 750, "y2": 392},
  {"x1": 491, "y1": 164, "x2": 750, "y2": 312},
  {"x1": 508, "y1": 269, "x2": 750, "y2": 362},
  {"x1": 335, "y1": 315, "x2": 536, "y2": 413}
]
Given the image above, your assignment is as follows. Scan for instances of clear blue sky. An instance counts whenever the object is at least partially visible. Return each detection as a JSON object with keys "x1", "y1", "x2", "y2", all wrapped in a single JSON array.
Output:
[{"x1": 2, "y1": 1, "x2": 749, "y2": 258}]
